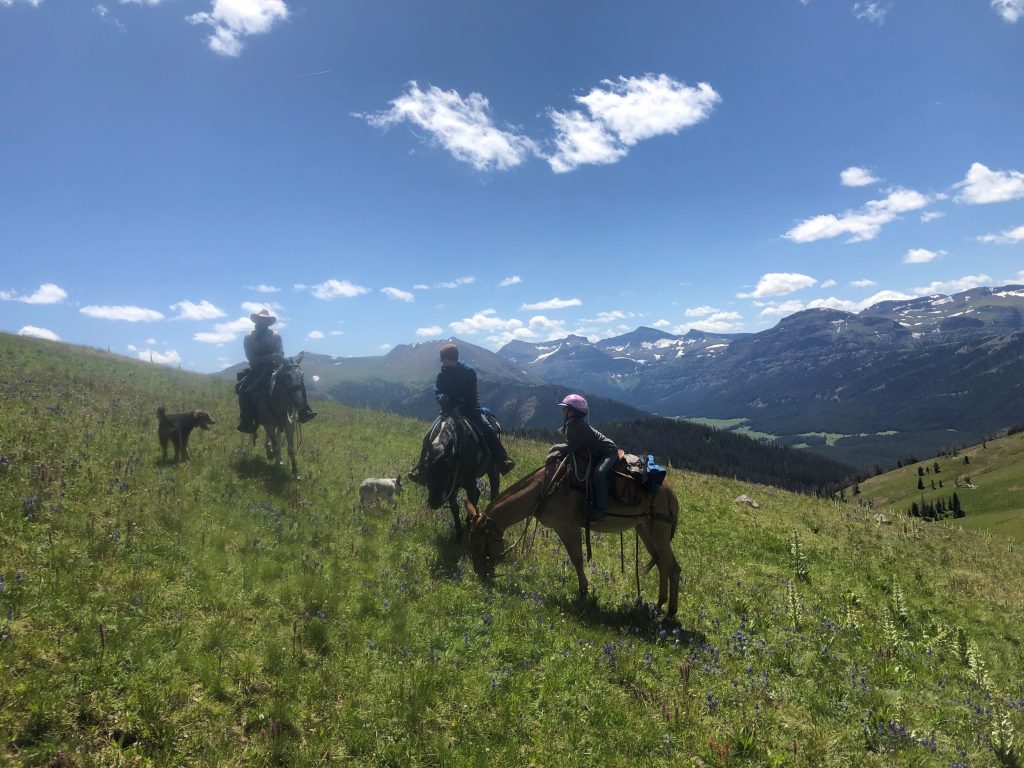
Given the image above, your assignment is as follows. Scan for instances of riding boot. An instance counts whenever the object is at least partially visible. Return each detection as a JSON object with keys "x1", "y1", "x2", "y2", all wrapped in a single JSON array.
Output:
[
  {"x1": 237, "y1": 397, "x2": 257, "y2": 434},
  {"x1": 298, "y1": 382, "x2": 317, "y2": 423}
]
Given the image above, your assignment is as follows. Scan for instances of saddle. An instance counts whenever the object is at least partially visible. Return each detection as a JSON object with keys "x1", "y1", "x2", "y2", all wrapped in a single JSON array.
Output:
[{"x1": 546, "y1": 446, "x2": 666, "y2": 507}]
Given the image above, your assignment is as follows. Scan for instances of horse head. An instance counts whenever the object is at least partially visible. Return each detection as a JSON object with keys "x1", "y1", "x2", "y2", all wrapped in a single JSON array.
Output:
[{"x1": 468, "y1": 511, "x2": 504, "y2": 579}]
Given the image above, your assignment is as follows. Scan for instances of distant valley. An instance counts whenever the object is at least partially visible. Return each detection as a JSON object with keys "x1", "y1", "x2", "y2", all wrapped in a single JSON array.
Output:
[{"x1": 220, "y1": 284, "x2": 1024, "y2": 470}]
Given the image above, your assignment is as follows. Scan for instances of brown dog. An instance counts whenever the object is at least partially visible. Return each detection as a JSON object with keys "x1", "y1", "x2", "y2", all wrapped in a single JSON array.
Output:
[{"x1": 157, "y1": 407, "x2": 215, "y2": 461}]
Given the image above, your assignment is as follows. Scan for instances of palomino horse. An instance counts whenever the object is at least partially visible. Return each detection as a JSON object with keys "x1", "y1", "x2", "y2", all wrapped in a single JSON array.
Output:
[
  {"x1": 468, "y1": 460, "x2": 682, "y2": 616},
  {"x1": 251, "y1": 352, "x2": 306, "y2": 480},
  {"x1": 414, "y1": 406, "x2": 500, "y2": 536}
]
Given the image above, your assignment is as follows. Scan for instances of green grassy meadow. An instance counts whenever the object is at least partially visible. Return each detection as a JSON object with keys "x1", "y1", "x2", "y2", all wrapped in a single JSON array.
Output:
[
  {"x1": 850, "y1": 433, "x2": 1024, "y2": 542},
  {"x1": 2, "y1": 333, "x2": 1023, "y2": 766}
]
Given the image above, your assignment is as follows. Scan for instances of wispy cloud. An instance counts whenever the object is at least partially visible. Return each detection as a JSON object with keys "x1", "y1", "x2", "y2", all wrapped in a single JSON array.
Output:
[
  {"x1": 381, "y1": 287, "x2": 414, "y2": 302},
  {"x1": 785, "y1": 187, "x2": 931, "y2": 243},
  {"x1": 684, "y1": 305, "x2": 721, "y2": 318},
  {"x1": 921, "y1": 211, "x2": 945, "y2": 223},
  {"x1": 903, "y1": 248, "x2": 946, "y2": 264},
  {"x1": 81, "y1": 305, "x2": 164, "y2": 322},
  {"x1": 93, "y1": 4, "x2": 126, "y2": 32},
  {"x1": 170, "y1": 299, "x2": 225, "y2": 321},
  {"x1": 758, "y1": 289, "x2": 916, "y2": 317},
  {"x1": 0, "y1": 0, "x2": 44, "y2": 7},
  {"x1": 307, "y1": 330, "x2": 324, "y2": 340},
  {"x1": 499, "y1": 275, "x2": 522, "y2": 287},
  {"x1": 241, "y1": 301, "x2": 282, "y2": 315},
  {"x1": 853, "y1": 2, "x2": 890, "y2": 24},
  {"x1": 520, "y1": 297, "x2": 582, "y2": 311},
  {"x1": 737, "y1": 273, "x2": 817, "y2": 299},
  {"x1": 186, "y1": 0, "x2": 289, "y2": 58},
  {"x1": 851, "y1": 278, "x2": 877, "y2": 288},
  {"x1": 310, "y1": 279, "x2": 370, "y2": 300},
  {"x1": 434, "y1": 276, "x2": 475, "y2": 289},
  {"x1": 360, "y1": 82, "x2": 537, "y2": 172},
  {"x1": 840, "y1": 166, "x2": 880, "y2": 187},
  {"x1": 913, "y1": 274, "x2": 992, "y2": 296},
  {"x1": 953, "y1": 162, "x2": 1024, "y2": 204},
  {"x1": 0, "y1": 282, "x2": 67, "y2": 304},
  {"x1": 18, "y1": 325, "x2": 58, "y2": 341},
  {"x1": 251, "y1": 284, "x2": 280, "y2": 293},
  {"x1": 992, "y1": 0, "x2": 1024, "y2": 22},
  {"x1": 978, "y1": 224, "x2": 1024, "y2": 244},
  {"x1": 548, "y1": 75, "x2": 720, "y2": 173},
  {"x1": 416, "y1": 326, "x2": 443, "y2": 337}
]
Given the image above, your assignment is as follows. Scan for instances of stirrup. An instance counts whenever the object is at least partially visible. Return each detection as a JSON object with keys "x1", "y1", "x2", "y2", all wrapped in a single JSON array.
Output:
[{"x1": 499, "y1": 457, "x2": 516, "y2": 475}]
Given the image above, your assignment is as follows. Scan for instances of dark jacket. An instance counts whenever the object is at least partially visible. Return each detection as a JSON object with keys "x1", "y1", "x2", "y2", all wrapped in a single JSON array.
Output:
[
  {"x1": 244, "y1": 328, "x2": 284, "y2": 369},
  {"x1": 435, "y1": 361, "x2": 481, "y2": 412},
  {"x1": 562, "y1": 414, "x2": 617, "y2": 458}
]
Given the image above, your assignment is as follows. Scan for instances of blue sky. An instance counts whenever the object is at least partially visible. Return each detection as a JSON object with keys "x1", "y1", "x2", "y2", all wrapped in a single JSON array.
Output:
[{"x1": 1, "y1": 0, "x2": 1022, "y2": 372}]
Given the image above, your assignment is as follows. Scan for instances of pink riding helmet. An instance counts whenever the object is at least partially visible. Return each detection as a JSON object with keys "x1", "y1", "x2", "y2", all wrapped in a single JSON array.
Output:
[{"x1": 558, "y1": 394, "x2": 589, "y2": 414}]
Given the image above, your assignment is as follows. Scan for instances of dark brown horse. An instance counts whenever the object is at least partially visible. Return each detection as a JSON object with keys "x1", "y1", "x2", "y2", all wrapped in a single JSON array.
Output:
[
  {"x1": 414, "y1": 406, "x2": 501, "y2": 536},
  {"x1": 251, "y1": 353, "x2": 306, "y2": 479},
  {"x1": 468, "y1": 460, "x2": 682, "y2": 616}
]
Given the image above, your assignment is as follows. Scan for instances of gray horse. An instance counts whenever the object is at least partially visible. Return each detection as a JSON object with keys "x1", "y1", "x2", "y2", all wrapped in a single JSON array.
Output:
[{"x1": 251, "y1": 352, "x2": 306, "y2": 479}]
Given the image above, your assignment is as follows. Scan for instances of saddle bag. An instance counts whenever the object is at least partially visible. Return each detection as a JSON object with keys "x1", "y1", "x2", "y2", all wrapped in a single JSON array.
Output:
[{"x1": 611, "y1": 453, "x2": 668, "y2": 505}]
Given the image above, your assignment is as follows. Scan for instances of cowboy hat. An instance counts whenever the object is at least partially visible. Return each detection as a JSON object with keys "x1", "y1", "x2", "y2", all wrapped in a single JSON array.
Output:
[{"x1": 249, "y1": 309, "x2": 277, "y2": 325}]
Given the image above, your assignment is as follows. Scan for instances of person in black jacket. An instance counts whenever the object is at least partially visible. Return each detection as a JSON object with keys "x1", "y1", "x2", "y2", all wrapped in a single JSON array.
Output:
[
  {"x1": 558, "y1": 393, "x2": 617, "y2": 521},
  {"x1": 434, "y1": 343, "x2": 515, "y2": 475}
]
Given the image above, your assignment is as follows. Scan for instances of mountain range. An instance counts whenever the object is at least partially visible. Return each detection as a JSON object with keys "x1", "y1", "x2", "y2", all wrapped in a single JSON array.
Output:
[{"x1": 220, "y1": 284, "x2": 1024, "y2": 469}]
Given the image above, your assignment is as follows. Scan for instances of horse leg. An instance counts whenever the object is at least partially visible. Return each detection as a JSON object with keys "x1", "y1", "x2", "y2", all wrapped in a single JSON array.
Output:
[
  {"x1": 448, "y1": 497, "x2": 463, "y2": 537},
  {"x1": 638, "y1": 521, "x2": 681, "y2": 617},
  {"x1": 284, "y1": 419, "x2": 298, "y2": 480},
  {"x1": 552, "y1": 523, "x2": 588, "y2": 602}
]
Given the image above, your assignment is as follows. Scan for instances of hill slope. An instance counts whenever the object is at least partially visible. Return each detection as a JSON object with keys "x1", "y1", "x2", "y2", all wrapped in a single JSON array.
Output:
[
  {"x1": 850, "y1": 430, "x2": 1024, "y2": 541},
  {"x1": 2, "y1": 333, "x2": 1023, "y2": 767}
]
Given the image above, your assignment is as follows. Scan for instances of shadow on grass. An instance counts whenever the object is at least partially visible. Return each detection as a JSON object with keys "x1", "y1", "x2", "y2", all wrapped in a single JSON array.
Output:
[
  {"x1": 234, "y1": 455, "x2": 294, "y2": 495},
  {"x1": 429, "y1": 525, "x2": 468, "y2": 577}
]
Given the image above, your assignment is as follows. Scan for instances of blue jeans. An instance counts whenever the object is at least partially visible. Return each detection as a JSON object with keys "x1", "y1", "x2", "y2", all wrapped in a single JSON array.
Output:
[{"x1": 592, "y1": 453, "x2": 616, "y2": 511}]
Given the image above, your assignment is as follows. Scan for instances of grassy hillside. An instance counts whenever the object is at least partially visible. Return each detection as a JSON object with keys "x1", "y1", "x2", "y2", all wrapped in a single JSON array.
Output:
[
  {"x1": 849, "y1": 432, "x2": 1024, "y2": 542},
  {"x1": 2, "y1": 333, "x2": 1023, "y2": 767}
]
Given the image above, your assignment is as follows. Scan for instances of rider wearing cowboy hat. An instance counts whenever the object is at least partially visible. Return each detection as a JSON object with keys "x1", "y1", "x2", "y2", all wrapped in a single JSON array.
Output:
[{"x1": 236, "y1": 309, "x2": 317, "y2": 432}]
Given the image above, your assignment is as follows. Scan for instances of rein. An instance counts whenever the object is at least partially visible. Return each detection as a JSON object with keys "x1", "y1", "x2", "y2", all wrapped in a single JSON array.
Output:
[{"x1": 496, "y1": 458, "x2": 569, "y2": 558}]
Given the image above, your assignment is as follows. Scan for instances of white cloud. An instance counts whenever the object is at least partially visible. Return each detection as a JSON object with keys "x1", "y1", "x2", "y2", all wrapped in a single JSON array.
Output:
[
  {"x1": 954, "y1": 163, "x2": 1024, "y2": 204},
  {"x1": 240, "y1": 301, "x2": 282, "y2": 315},
  {"x1": 759, "y1": 289, "x2": 917, "y2": 317},
  {"x1": 590, "y1": 310, "x2": 635, "y2": 323},
  {"x1": 853, "y1": 2, "x2": 890, "y2": 24},
  {"x1": 652, "y1": 319, "x2": 672, "y2": 329},
  {"x1": 311, "y1": 279, "x2": 370, "y2": 300},
  {"x1": 499, "y1": 275, "x2": 522, "y2": 287},
  {"x1": 921, "y1": 211, "x2": 945, "y2": 223},
  {"x1": 186, "y1": 0, "x2": 288, "y2": 58},
  {"x1": 329, "y1": 330, "x2": 343, "y2": 336},
  {"x1": 978, "y1": 224, "x2": 1024, "y2": 244},
  {"x1": 18, "y1": 325, "x2": 58, "y2": 341},
  {"x1": 759, "y1": 300, "x2": 808, "y2": 318},
  {"x1": 820, "y1": 279, "x2": 838, "y2": 288},
  {"x1": 672, "y1": 311, "x2": 744, "y2": 335},
  {"x1": 904, "y1": 249, "x2": 943, "y2": 271},
  {"x1": 0, "y1": 282, "x2": 67, "y2": 304},
  {"x1": 413, "y1": 284, "x2": 430, "y2": 291},
  {"x1": 194, "y1": 316, "x2": 253, "y2": 344},
  {"x1": 520, "y1": 297, "x2": 582, "y2": 311},
  {"x1": 785, "y1": 187, "x2": 931, "y2": 243},
  {"x1": 0, "y1": 0, "x2": 43, "y2": 6},
  {"x1": 138, "y1": 348, "x2": 181, "y2": 366},
  {"x1": 992, "y1": 0, "x2": 1024, "y2": 22},
  {"x1": 684, "y1": 305, "x2": 720, "y2": 318},
  {"x1": 307, "y1": 330, "x2": 324, "y2": 340},
  {"x1": 840, "y1": 166, "x2": 880, "y2": 187},
  {"x1": 449, "y1": 309, "x2": 524, "y2": 337},
  {"x1": 252, "y1": 284, "x2": 280, "y2": 293},
  {"x1": 435, "y1": 276, "x2": 475, "y2": 289},
  {"x1": 361, "y1": 82, "x2": 537, "y2": 172},
  {"x1": 416, "y1": 326, "x2": 443, "y2": 337},
  {"x1": 738, "y1": 273, "x2": 817, "y2": 299},
  {"x1": 170, "y1": 299, "x2": 225, "y2": 321},
  {"x1": 851, "y1": 279, "x2": 877, "y2": 288},
  {"x1": 548, "y1": 75, "x2": 720, "y2": 173},
  {"x1": 80, "y1": 305, "x2": 164, "y2": 322},
  {"x1": 381, "y1": 287, "x2": 414, "y2": 302},
  {"x1": 913, "y1": 274, "x2": 992, "y2": 295}
]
